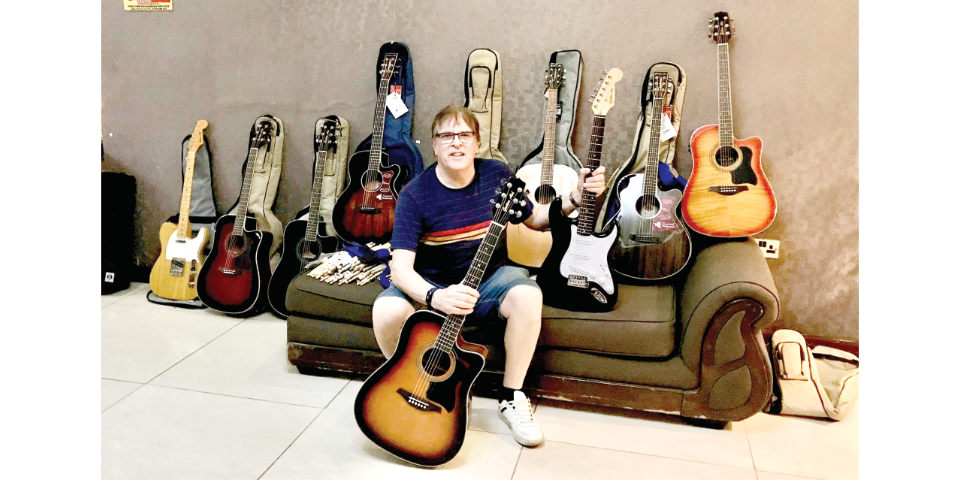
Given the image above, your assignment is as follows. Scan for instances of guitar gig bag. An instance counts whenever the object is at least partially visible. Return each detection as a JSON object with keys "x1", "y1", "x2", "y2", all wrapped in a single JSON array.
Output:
[
  {"x1": 463, "y1": 48, "x2": 507, "y2": 163},
  {"x1": 228, "y1": 115, "x2": 285, "y2": 268},
  {"x1": 599, "y1": 62, "x2": 687, "y2": 232},
  {"x1": 295, "y1": 115, "x2": 350, "y2": 232},
  {"x1": 147, "y1": 131, "x2": 219, "y2": 308},
  {"x1": 355, "y1": 42, "x2": 423, "y2": 179},
  {"x1": 768, "y1": 329, "x2": 860, "y2": 421},
  {"x1": 517, "y1": 49, "x2": 584, "y2": 172}
]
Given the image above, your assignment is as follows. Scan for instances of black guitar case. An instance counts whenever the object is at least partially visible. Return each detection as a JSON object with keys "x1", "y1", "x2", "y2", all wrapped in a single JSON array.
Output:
[
  {"x1": 147, "y1": 132, "x2": 218, "y2": 308},
  {"x1": 517, "y1": 49, "x2": 584, "y2": 172}
]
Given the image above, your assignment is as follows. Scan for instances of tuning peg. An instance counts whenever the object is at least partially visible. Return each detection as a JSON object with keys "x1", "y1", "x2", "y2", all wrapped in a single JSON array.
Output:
[
  {"x1": 514, "y1": 210, "x2": 523, "y2": 218},
  {"x1": 489, "y1": 198, "x2": 496, "y2": 204}
]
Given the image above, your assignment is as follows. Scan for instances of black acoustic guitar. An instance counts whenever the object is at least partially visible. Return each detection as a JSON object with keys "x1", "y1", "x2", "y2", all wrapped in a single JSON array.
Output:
[
  {"x1": 267, "y1": 121, "x2": 342, "y2": 318},
  {"x1": 197, "y1": 123, "x2": 274, "y2": 315},
  {"x1": 354, "y1": 177, "x2": 528, "y2": 467},
  {"x1": 332, "y1": 52, "x2": 409, "y2": 245},
  {"x1": 537, "y1": 69, "x2": 622, "y2": 312}
]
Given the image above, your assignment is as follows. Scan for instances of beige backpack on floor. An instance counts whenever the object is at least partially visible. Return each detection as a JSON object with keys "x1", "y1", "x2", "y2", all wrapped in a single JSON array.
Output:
[{"x1": 769, "y1": 329, "x2": 860, "y2": 421}]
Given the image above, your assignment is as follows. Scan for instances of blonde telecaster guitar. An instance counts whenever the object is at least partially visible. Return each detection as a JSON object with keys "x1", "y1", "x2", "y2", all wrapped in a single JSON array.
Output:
[
  {"x1": 506, "y1": 64, "x2": 580, "y2": 268},
  {"x1": 149, "y1": 120, "x2": 211, "y2": 301}
]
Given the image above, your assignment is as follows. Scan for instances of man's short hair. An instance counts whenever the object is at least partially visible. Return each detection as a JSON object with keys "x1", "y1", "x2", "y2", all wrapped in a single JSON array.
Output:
[{"x1": 431, "y1": 105, "x2": 480, "y2": 138}]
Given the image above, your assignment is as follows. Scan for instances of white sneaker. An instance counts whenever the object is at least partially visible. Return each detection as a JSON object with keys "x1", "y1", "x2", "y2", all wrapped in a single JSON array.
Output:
[{"x1": 498, "y1": 390, "x2": 544, "y2": 447}]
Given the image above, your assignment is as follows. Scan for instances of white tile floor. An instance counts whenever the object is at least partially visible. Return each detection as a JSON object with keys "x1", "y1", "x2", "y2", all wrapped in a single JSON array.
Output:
[{"x1": 102, "y1": 282, "x2": 858, "y2": 479}]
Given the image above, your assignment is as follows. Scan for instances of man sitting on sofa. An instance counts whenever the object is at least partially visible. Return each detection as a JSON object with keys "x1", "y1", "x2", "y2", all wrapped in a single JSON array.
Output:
[{"x1": 371, "y1": 105, "x2": 606, "y2": 447}]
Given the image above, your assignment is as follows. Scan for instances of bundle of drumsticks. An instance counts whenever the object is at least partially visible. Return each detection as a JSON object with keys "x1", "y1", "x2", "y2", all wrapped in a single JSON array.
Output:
[{"x1": 306, "y1": 242, "x2": 390, "y2": 286}]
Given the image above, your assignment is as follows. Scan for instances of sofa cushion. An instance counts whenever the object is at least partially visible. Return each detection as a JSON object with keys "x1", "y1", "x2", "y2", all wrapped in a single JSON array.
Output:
[{"x1": 286, "y1": 272, "x2": 677, "y2": 358}]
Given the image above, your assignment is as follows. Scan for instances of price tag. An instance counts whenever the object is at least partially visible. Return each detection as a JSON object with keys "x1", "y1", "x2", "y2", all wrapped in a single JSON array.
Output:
[
  {"x1": 660, "y1": 114, "x2": 677, "y2": 141},
  {"x1": 385, "y1": 92, "x2": 408, "y2": 118}
]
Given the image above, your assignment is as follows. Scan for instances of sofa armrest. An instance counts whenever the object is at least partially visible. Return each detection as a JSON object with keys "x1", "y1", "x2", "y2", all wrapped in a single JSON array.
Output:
[{"x1": 678, "y1": 239, "x2": 780, "y2": 373}]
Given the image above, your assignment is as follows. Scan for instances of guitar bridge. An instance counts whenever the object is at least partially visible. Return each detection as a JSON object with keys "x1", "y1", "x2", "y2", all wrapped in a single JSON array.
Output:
[
  {"x1": 708, "y1": 185, "x2": 748, "y2": 195},
  {"x1": 169, "y1": 258, "x2": 185, "y2": 277},
  {"x1": 359, "y1": 206, "x2": 382, "y2": 214},
  {"x1": 566, "y1": 275, "x2": 588, "y2": 288},
  {"x1": 218, "y1": 267, "x2": 237, "y2": 276},
  {"x1": 630, "y1": 234, "x2": 657, "y2": 243},
  {"x1": 188, "y1": 260, "x2": 198, "y2": 287},
  {"x1": 397, "y1": 388, "x2": 442, "y2": 413}
]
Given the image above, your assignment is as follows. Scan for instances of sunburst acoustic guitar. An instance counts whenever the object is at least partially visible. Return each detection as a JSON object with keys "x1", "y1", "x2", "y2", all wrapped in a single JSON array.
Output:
[
  {"x1": 681, "y1": 11, "x2": 776, "y2": 237},
  {"x1": 354, "y1": 178, "x2": 529, "y2": 467},
  {"x1": 149, "y1": 120, "x2": 211, "y2": 301}
]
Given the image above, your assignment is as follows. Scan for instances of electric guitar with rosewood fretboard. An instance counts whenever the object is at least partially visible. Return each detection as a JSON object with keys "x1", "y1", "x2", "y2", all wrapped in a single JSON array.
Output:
[
  {"x1": 537, "y1": 69, "x2": 622, "y2": 311},
  {"x1": 197, "y1": 123, "x2": 274, "y2": 315},
  {"x1": 505, "y1": 64, "x2": 581, "y2": 269},
  {"x1": 267, "y1": 121, "x2": 341, "y2": 318},
  {"x1": 681, "y1": 11, "x2": 776, "y2": 237},
  {"x1": 610, "y1": 72, "x2": 693, "y2": 281},
  {"x1": 332, "y1": 53, "x2": 409, "y2": 245},
  {"x1": 149, "y1": 120, "x2": 211, "y2": 301},
  {"x1": 354, "y1": 178, "x2": 529, "y2": 467}
]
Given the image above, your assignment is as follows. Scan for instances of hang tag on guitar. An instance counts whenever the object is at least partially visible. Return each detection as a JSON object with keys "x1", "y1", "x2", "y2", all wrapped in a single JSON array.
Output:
[
  {"x1": 660, "y1": 114, "x2": 677, "y2": 141},
  {"x1": 385, "y1": 92, "x2": 408, "y2": 118}
]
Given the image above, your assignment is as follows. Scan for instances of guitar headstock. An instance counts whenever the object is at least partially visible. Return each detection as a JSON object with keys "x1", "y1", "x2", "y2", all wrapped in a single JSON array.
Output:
[
  {"x1": 380, "y1": 53, "x2": 399, "y2": 81},
  {"x1": 649, "y1": 72, "x2": 674, "y2": 101},
  {"x1": 544, "y1": 63, "x2": 564, "y2": 91},
  {"x1": 491, "y1": 177, "x2": 530, "y2": 225},
  {"x1": 709, "y1": 11, "x2": 733, "y2": 44},
  {"x1": 316, "y1": 122, "x2": 337, "y2": 152},
  {"x1": 590, "y1": 68, "x2": 623, "y2": 116},
  {"x1": 187, "y1": 119, "x2": 208, "y2": 152},
  {"x1": 252, "y1": 122, "x2": 272, "y2": 148}
]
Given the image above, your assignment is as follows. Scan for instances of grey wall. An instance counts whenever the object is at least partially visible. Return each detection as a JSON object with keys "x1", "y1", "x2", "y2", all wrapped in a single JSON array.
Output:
[{"x1": 101, "y1": 0, "x2": 858, "y2": 341}]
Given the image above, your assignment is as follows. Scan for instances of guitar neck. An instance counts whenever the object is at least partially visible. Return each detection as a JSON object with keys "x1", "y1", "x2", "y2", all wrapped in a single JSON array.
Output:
[
  {"x1": 176, "y1": 149, "x2": 199, "y2": 238},
  {"x1": 304, "y1": 150, "x2": 328, "y2": 241},
  {"x1": 231, "y1": 147, "x2": 260, "y2": 236},
  {"x1": 717, "y1": 43, "x2": 734, "y2": 147},
  {"x1": 577, "y1": 114, "x2": 605, "y2": 235},
  {"x1": 368, "y1": 68, "x2": 393, "y2": 172},
  {"x1": 539, "y1": 88, "x2": 559, "y2": 186},
  {"x1": 435, "y1": 218, "x2": 507, "y2": 353},
  {"x1": 643, "y1": 94, "x2": 665, "y2": 196}
]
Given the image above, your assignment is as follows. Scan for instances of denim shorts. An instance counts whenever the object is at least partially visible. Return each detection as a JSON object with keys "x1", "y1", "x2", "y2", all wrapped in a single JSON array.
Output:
[{"x1": 376, "y1": 265, "x2": 539, "y2": 322}]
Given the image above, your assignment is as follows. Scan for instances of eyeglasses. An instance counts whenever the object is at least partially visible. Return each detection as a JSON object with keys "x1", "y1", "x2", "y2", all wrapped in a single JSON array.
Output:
[{"x1": 434, "y1": 131, "x2": 476, "y2": 144}]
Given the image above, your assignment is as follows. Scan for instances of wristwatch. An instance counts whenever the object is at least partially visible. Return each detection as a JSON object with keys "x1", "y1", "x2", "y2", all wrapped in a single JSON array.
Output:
[{"x1": 425, "y1": 287, "x2": 439, "y2": 309}]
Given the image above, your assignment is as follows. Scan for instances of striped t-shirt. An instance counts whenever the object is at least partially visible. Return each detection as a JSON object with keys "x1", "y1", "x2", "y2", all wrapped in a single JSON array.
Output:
[{"x1": 391, "y1": 158, "x2": 522, "y2": 286}]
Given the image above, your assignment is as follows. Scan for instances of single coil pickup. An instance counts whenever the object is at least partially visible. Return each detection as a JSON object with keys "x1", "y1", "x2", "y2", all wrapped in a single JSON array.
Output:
[
  {"x1": 397, "y1": 388, "x2": 442, "y2": 413},
  {"x1": 359, "y1": 206, "x2": 382, "y2": 214},
  {"x1": 169, "y1": 259, "x2": 185, "y2": 277},
  {"x1": 708, "y1": 185, "x2": 748, "y2": 195},
  {"x1": 566, "y1": 275, "x2": 588, "y2": 288}
]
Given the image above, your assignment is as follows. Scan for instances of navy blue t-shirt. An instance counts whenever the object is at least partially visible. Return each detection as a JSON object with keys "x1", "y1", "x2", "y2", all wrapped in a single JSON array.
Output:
[{"x1": 391, "y1": 158, "x2": 523, "y2": 286}]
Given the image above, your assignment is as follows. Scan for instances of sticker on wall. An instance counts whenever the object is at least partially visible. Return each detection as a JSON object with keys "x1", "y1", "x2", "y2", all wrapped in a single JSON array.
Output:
[{"x1": 123, "y1": 0, "x2": 172, "y2": 11}]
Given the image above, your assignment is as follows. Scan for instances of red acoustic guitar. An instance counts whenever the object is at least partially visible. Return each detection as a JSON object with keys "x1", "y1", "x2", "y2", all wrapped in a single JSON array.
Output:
[
  {"x1": 681, "y1": 11, "x2": 777, "y2": 237},
  {"x1": 197, "y1": 123, "x2": 274, "y2": 314},
  {"x1": 332, "y1": 53, "x2": 408, "y2": 244}
]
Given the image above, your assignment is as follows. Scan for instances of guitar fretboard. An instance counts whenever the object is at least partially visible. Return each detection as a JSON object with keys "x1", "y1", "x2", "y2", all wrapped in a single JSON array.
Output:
[
  {"x1": 643, "y1": 92, "x2": 665, "y2": 197},
  {"x1": 577, "y1": 115, "x2": 605, "y2": 236},
  {"x1": 367, "y1": 54, "x2": 398, "y2": 174},
  {"x1": 304, "y1": 149, "x2": 328, "y2": 242},
  {"x1": 176, "y1": 149, "x2": 198, "y2": 239},
  {"x1": 538, "y1": 88, "x2": 559, "y2": 196},
  {"x1": 231, "y1": 145, "x2": 262, "y2": 237},
  {"x1": 717, "y1": 43, "x2": 734, "y2": 148}
]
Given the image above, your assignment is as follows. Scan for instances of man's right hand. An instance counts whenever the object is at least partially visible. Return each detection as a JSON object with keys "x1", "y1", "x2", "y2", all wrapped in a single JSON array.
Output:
[{"x1": 431, "y1": 284, "x2": 480, "y2": 316}]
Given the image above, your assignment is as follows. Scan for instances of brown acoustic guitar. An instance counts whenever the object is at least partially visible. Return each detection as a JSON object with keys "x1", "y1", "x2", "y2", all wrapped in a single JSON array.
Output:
[
  {"x1": 354, "y1": 178, "x2": 529, "y2": 467},
  {"x1": 681, "y1": 11, "x2": 777, "y2": 237}
]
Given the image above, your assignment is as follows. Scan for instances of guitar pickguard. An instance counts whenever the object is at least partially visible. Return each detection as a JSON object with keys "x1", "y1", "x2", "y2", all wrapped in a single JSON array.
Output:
[
  {"x1": 164, "y1": 229, "x2": 208, "y2": 263},
  {"x1": 558, "y1": 226, "x2": 617, "y2": 295},
  {"x1": 731, "y1": 146, "x2": 757, "y2": 185}
]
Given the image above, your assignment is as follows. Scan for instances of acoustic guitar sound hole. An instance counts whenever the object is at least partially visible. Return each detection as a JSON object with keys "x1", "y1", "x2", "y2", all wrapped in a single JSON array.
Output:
[
  {"x1": 715, "y1": 146, "x2": 740, "y2": 167},
  {"x1": 421, "y1": 348, "x2": 452, "y2": 377},
  {"x1": 225, "y1": 234, "x2": 247, "y2": 256},
  {"x1": 533, "y1": 185, "x2": 557, "y2": 205},
  {"x1": 360, "y1": 170, "x2": 383, "y2": 192},
  {"x1": 636, "y1": 194, "x2": 661, "y2": 219}
]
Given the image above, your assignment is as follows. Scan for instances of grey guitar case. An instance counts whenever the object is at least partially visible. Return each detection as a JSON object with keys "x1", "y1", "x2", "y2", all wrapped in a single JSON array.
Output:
[{"x1": 517, "y1": 49, "x2": 584, "y2": 171}]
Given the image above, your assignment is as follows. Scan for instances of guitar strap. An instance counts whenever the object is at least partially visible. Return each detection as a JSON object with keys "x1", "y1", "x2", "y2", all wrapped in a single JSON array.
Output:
[
  {"x1": 463, "y1": 48, "x2": 507, "y2": 163},
  {"x1": 599, "y1": 62, "x2": 688, "y2": 232},
  {"x1": 356, "y1": 42, "x2": 424, "y2": 178},
  {"x1": 228, "y1": 115, "x2": 285, "y2": 268},
  {"x1": 518, "y1": 49, "x2": 584, "y2": 172},
  {"x1": 295, "y1": 115, "x2": 350, "y2": 234}
]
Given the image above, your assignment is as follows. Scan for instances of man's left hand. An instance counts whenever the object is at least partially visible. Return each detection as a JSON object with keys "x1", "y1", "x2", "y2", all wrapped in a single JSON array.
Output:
[{"x1": 575, "y1": 166, "x2": 606, "y2": 202}]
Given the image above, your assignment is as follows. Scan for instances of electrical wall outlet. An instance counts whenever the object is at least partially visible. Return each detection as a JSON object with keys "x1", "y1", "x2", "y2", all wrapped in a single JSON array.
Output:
[{"x1": 754, "y1": 238, "x2": 780, "y2": 259}]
